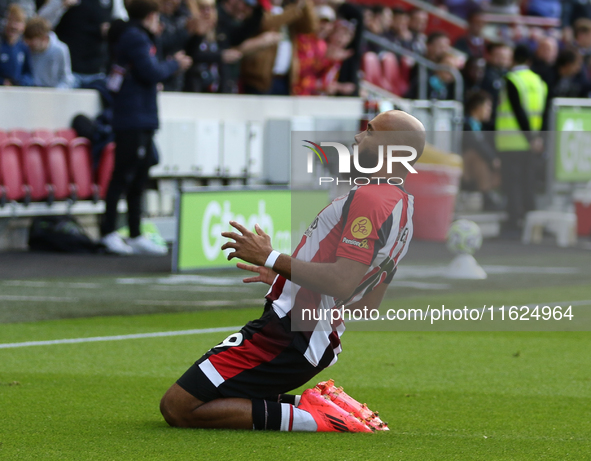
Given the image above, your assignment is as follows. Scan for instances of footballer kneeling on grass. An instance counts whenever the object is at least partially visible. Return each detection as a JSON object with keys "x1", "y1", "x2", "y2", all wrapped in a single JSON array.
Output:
[{"x1": 160, "y1": 111, "x2": 426, "y2": 432}]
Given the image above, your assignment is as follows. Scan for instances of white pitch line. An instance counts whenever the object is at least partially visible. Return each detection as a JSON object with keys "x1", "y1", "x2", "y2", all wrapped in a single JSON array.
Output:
[
  {"x1": 0, "y1": 295, "x2": 78, "y2": 302},
  {"x1": 2, "y1": 281, "x2": 101, "y2": 289},
  {"x1": 0, "y1": 326, "x2": 241, "y2": 349},
  {"x1": 134, "y1": 299, "x2": 262, "y2": 307}
]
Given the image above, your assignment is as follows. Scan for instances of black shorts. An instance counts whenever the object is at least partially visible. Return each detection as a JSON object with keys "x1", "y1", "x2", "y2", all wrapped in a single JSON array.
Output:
[{"x1": 176, "y1": 303, "x2": 333, "y2": 402}]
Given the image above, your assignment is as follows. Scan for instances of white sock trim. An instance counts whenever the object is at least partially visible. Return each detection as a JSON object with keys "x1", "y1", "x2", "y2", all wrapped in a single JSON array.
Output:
[
  {"x1": 279, "y1": 403, "x2": 292, "y2": 431},
  {"x1": 291, "y1": 408, "x2": 318, "y2": 432}
]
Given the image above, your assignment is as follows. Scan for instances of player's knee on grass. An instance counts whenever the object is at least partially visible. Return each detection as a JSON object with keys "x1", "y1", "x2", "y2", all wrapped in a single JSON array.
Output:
[{"x1": 160, "y1": 383, "x2": 204, "y2": 428}]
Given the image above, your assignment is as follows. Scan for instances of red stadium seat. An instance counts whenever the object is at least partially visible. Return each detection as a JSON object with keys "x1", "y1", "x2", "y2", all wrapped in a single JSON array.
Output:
[
  {"x1": 362, "y1": 52, "x2": 384, "y2": 88},
  {"x1": 399, "y1": 56, "x2": 412, "y2": 83},
  {"x1": 0, "y1": 130, "x2": 6, "y2": 144},
  {"x1": 68, "y1": 137, "x2": 97, "y2": 200},
  {"x1": 0, "y1": 139, "x2": 30, "y2": 203},
  {"x1": 381, "y1": 52, "x2": 409, "y2": 97},
  {"x1": 44, "y1": 138, "x2": 73, "y2": 201},
  {"x1": 97, "y1": 142, "x2": 115, "y2": 200},
  {"x1": 55, "y1": 128, "x2": 77, "y2": 143},
  {"x1": 31, "y1": 129, "x2": 54, "y2": 144},
  {"x1": 22, "y1": 138, "x2": 50, "y2": 201},
  {"x1": 8, "y1": 129, "x2": 31, "y2": 145}
]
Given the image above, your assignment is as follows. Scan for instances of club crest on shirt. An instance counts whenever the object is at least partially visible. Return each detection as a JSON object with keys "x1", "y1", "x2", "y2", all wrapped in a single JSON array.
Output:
[
  {"x1": 350, "y1": 217, "x2": 372, "y2": 239},
  {"x1": 304, "y1": 216, "x2": 319, "y2": 237}
]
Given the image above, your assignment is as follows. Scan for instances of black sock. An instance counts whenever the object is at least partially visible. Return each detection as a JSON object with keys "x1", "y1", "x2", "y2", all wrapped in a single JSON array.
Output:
[
  {"x1": 278, "y1": 394, "x2": 297, "y2": 405},
  {"x1": 252, "y1": 399, "x2": 282, "y2": 430}
]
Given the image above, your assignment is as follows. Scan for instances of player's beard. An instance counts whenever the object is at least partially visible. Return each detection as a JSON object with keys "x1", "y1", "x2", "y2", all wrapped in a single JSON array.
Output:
[{"x1": 353, "y1": 144, "x2": 381, "y2": 177}]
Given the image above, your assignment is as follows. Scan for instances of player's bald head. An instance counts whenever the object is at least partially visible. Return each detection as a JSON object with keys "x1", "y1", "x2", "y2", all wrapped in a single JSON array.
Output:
[{"x1": 364, "y1": 110, "x2": 427, "y2": 163}]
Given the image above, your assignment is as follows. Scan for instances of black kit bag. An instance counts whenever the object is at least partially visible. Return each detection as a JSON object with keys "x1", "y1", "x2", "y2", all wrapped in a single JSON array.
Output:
[{"x1": 28, "y1": 216, "x2": 102, "y2": 253}]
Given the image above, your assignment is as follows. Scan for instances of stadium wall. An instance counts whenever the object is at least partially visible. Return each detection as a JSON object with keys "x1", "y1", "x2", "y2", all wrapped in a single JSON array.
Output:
[{"x1": 0, "y1": 88, "x2": 363, "y2": 250}]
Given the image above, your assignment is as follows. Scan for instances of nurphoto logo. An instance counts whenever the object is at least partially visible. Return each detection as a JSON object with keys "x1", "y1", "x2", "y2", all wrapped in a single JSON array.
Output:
[{"x1": 303, "y1": 141, "x2": 418, "y2": 186}]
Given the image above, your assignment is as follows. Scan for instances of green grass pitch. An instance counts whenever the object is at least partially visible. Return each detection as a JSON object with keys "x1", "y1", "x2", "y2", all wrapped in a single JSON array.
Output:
[
  {"x1": 2, "y1": 300, "x2": 591, "y2": 460},
  {"x1": 2, "y1": 241, "x2": 591, "y2": 460}
]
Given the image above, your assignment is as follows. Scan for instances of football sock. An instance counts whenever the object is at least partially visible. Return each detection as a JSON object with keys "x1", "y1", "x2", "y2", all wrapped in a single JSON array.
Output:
[
  {"x1": 252, "y1": 399, "x2": 282, "y2": 430},
  {"x1": 278, "y1": 394, "x2": 301, "y2": 406},
  {"x1": 289, "y1": 406, "x2": 317, "y2": 432},
  {"x1": 251, "y1": 400, "x2": 316, "y2": 432}
]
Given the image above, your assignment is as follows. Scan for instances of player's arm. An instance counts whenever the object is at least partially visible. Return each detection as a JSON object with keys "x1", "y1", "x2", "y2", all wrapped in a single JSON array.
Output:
[
  {"x1": 345, "y1": 282, "x2": 388, "y2": 314},
  {"x1": 222, "y1": 221, "x2": 368, "y2": 300}
]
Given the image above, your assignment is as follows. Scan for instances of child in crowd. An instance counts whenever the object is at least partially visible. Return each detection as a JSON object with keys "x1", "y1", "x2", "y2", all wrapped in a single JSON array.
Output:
[
  {"x1": 293, "y1": 12, "x2": 355, "y2": 96},
  {"x1": 0, "y1": 4, "x2": 33, "y2": 86},
  {"x1": 462, "y1": 90, "x2": 502, "y2": 211},
  {"x1": 23, "y1": 17, "x2": 75, "y2": 88}
]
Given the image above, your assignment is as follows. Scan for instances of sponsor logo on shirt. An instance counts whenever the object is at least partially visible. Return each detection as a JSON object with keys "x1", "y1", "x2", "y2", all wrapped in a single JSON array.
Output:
[
  {"x1": 350, "y1": 217, "x2": 372, "y2": 239},
  {"x1": 304, "y1": 216, "x2": 319, "y2": 237},
  {"x1": 342, "y1": 236, "x2": 369, "y2": 249}
]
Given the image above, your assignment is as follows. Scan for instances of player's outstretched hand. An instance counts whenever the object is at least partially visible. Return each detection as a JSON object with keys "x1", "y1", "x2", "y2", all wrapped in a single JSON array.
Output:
[
  {"x1": 236, "y1": 262, "x2": 277, "y2": 285},
  {"x1": 221, "y1": 221, "x2": 274, "y2": 267}
]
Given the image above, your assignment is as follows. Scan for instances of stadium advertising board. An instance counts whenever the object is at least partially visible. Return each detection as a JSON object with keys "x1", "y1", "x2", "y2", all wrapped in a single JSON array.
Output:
[
  {"x1": 555, "y1": 108, "x2": 591, "y2": 182},
  {"x1": 175, "y1": 188, "x2": 329, "y2": 272}
]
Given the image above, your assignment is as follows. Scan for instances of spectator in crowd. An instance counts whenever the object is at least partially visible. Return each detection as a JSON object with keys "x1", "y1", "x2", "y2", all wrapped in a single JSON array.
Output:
[
  {"x1": 184, "y1": 0, "x2": 219, "y2": 93},
  {"x1": 526, "y1": 0, "x2": 561, "y2": 20},
  {"x1": 542, "y1": 48, "x2": 586, "y2": 127},
  {"x1": 293, "y1": 14, "x2": 354, "y2": 96},
  {"x1": 386, "y1": 7, "x2": 414, "y2": 52},
  {"x1": 480, "y1": 42, "x2": 512, "y2": 129},
  {"x1": 292, "y1": 4, "x2": 335, "y2": 95},
  {"x1": 462, "y1": 55, "x2": 485, "y2": 97},
  {"x1": 424, "y1": 30, "x2": 450, "y2": 62},
  {"x1": 406, "y1": 51, "x2": 458, "y2": 100},
  {"x1": 0, "y1": 0, "x2": 35, "y2": 24},
  {"x1": 561, "y1": 0, "x2": 591, "y2": 42},
  {"x1": 454, "y1": 8, "x2": 486, "y2": 58},
  {"x1": 407, "y1": 31, "x2": 450, "y2": 92},
  {"x1": 216, "y1": 0, "x2": 263, "y2": 92},
  {"x1": 100, "y1": 0, "x2": 192, "y2": 255},
  {"x1": 217, "y1": 0, "x2": 263, "y2": 47},
  {"x1": 530, "y1": 36, "x2": 557, "y2": 83},
  {"x1": 333, "y1": 0, "x2": 363, "y2": 96},
  {"x1": 362, "y1": 5, "x2": 389, "y2": 53},
  {"x1": 159, "y1": 0, "x2": 193, "y2": 91},
  {"x1": 0, "y1": 4, "x2": 33, "y2": 86},
  {"x1": 50, "y1": 0, "x2": 117, "y2": 86},
  {"x1": 184, "y1": 0, "x2": 233, "y2": 93},
  {"x1": 495, "y1": 44, "x2": 547, "y2": 233},
  {"x1": 462, "y1": 90, "x2": 502, "y2": 210},
  {"x1": 23, "y1": 16, "x2": 74, "y2": 88},
  {"x1": 320, "y1": 18, "x2": 356, "y2": 95},
  {"x1": 184, "y1": 0, "x2": 281, "y2": 93},
  {"x1": 408, "y1": 7, "x2": 427, "y2": 55},
  {"x1": 573, "y1": 18, "x2": 591, "y2": 80},
  {"x1": 363, "y1": 5, "x2": 389, "y2": 36},
  {"x1": 241, "y1": 0, "x2": 316, "y2": 95}
]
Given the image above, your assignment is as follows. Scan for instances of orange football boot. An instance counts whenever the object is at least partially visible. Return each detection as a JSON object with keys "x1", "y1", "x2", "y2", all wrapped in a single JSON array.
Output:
[
  {"x1": 315, "y1": 379, "x2": 389, "y2": 431},
  {"x1": 298, "y1": 387, "x2": 373, "y2": 433}
]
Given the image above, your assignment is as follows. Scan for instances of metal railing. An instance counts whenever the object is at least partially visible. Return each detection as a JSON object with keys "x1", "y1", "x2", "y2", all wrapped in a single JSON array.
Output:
[{"x1": 362, "y1": 31, "x2": 464, "y2": 102}]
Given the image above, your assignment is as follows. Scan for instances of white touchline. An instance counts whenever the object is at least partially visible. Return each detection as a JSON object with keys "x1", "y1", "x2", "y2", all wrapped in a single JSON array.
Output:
[
  {"x1": 0, "y1": 326, "x2": 242, "y2": 350},
  {"x1": 0, "y1": 295, "x2": 78, "y2": 302}
]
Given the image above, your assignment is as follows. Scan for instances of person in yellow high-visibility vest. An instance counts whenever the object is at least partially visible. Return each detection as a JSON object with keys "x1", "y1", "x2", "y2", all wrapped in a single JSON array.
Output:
[{"x1": 495, "y1": 44, "x2": 547, "y2": 233}]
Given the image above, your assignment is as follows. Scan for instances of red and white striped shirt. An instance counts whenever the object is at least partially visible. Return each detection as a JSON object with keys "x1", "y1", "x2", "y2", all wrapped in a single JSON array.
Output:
[{"x1": 266, "y1": 183, "x2": 414, "y2": 367}]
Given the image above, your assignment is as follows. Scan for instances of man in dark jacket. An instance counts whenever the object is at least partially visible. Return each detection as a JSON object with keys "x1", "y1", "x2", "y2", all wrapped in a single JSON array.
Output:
[
  {"x1": 54, "y1": 0, "x2": 114, "y2": 85},
  {"x1": 100, "y1": 0, "x2": 192, "y2": 255},
  {"x1": 480, "y1": 42, "x2": 512, "y2": 130}
]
